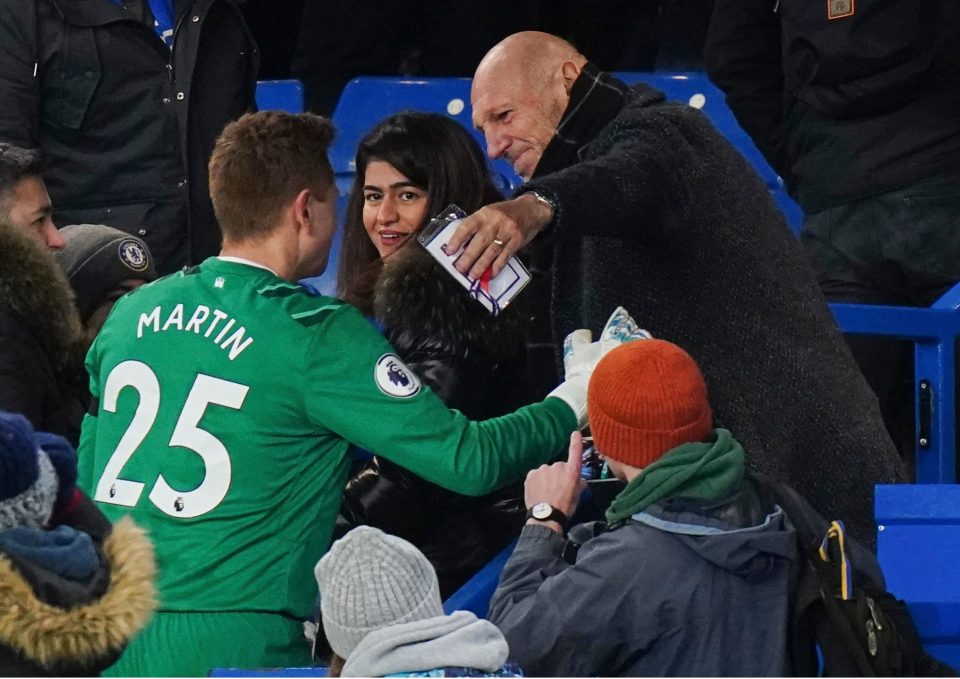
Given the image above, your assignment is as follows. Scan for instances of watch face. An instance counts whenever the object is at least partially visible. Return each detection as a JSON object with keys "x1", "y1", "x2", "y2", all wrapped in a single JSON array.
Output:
[{"x1": 532, "y1": 502, "x2": 553, "y2": 520}]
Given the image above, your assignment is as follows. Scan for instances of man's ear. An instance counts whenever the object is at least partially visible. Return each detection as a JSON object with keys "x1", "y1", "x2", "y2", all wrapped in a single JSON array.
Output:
[
  {"x1": 292, "y1": 189, "x2": 312, "y2": 232},
  {"x1": 560, "y1": 60, "x2": 581, "y2": 95}
]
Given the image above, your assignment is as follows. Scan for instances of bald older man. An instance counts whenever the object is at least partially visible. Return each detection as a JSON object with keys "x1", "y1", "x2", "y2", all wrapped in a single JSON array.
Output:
[{"x1": 447, "y1": 32, "x2": 905, "y2": 545}]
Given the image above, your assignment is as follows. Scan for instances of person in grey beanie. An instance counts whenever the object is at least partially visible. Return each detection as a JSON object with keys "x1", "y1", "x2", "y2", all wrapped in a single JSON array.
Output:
[
  {"x1": 315, "y1": 526, "x2": 521, "y2": 678},
  {"x1": 54, "y1": 223, "x2": 157, "y2": 349}
]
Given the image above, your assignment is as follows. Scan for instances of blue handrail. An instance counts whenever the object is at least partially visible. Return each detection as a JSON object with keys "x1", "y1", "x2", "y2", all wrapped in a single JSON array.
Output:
[{"x1": 830, "y1": 282, "x2": 960, "y2": 483}]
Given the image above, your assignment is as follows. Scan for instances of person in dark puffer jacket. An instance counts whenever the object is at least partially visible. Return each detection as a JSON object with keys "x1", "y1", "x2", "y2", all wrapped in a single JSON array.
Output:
[
  {"x1": 0, "y1": 220, "x2": 87, "y2": 446},
  {"x1": 334, "y1": 112, "x2": 530, "y2": 598},
  {"x1": 0, "y1": 411, "x2": 156, "y2": 676}
]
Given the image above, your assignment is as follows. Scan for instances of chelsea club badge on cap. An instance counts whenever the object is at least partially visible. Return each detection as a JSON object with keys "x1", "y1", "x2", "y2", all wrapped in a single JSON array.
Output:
[
  {"x1": 118, "y1": 238, "x2": 149, "y2": 272},
  {"x1": 374, "y1": 354, "x2": 421, "y2": 398}
]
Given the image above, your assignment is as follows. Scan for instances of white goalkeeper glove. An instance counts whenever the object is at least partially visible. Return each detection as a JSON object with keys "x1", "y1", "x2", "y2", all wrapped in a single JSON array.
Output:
[{"x1": 547, "y1": 307, "x2": 652, "y2": 428}]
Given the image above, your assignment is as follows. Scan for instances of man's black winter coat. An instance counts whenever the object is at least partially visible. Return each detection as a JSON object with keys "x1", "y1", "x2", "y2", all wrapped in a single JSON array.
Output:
[
  {"x1": 521, "y1": 77, "x2": 906, "y2": 545},
  {"x1": 0, "y1": 0, "x2": 259, "y2": 273}
]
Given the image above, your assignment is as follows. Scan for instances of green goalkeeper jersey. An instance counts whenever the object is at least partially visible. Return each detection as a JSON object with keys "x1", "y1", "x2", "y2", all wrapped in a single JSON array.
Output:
[{"x1": 78, "y1": 257, "x2": 574, "y2": 619}]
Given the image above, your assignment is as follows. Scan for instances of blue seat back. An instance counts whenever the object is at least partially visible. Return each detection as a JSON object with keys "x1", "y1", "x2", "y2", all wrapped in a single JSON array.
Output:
[
  {"x1": 256, "y1": 79, "x2": 305, "y2": 114},
  {"x1": 442, "y1": 539, "x2": 516, "y2": 618},
  {"x1": 615, "y1": 73, "x2": 778, "y2": 186},
  {"x1": 876, "y1": 484, "x2": 960, "y2": 670}
]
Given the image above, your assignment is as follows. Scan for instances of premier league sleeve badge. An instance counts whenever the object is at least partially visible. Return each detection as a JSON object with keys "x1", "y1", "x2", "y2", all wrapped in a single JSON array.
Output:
[{"x1": 374, "y1": 353, "x2": 422, "y2": 398}]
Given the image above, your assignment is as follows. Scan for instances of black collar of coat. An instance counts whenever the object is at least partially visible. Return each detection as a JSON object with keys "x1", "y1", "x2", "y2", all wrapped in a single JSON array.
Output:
[{"x1": 532, "y1": 63, "x2": 628, "y2": 179}]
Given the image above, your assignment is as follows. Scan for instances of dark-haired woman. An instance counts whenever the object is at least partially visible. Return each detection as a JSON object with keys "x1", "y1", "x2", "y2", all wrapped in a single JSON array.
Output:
[{"x1": 335, "y1": 112, "x2": 529, "y2": 597}]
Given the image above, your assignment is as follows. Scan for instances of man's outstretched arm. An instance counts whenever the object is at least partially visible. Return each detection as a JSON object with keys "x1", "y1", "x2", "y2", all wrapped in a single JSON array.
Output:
[
  {"x1": 305, "y1": 305, "x2": 585, "y2": 497},
  {"x1": 446, "y1": 120, "x2": 697, "y2": 278}
]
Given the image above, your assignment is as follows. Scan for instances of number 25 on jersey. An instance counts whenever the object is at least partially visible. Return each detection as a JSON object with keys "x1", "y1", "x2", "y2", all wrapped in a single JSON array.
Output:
[{"x1": 94, "y1": 360, "x2": 249, "y2": 519}]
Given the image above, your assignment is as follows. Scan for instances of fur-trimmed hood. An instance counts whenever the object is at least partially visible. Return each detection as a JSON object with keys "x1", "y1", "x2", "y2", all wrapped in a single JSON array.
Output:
[
  {"x1": 373, "y1": 245, "x2": 525, "y2": 361},
  {"x1": 0, "y1": 517, "x2": 157, "y2": 675},
  {"x1": 0, "y1": 221, "x2": 84, "y2": 369}
]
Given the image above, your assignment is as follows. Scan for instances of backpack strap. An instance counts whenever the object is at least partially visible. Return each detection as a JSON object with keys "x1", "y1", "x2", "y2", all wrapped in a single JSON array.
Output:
[
  {"x1": 810, "y1": 521, "x2": 877, "y2": 676},
  {"x1": 819, "y1": 520, "x2": 854, "y2": 601}
]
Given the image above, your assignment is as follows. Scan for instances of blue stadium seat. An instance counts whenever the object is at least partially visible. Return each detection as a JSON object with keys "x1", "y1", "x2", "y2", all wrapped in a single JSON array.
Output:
[
  {"x1": 442, "y1": 539, "x2": 516, "y2": 618},
  {"x1": 876, "y1": 484, "x2": 960, "y2": 670},
  {"x1": 614, "y1": 73, "x2": 778, "y2": 187},
  {"x1": 615, "y1": 72, "x2": 802, "y2": 231},
  {"x1": 256, "y1": 79, "x2": 305, "y2": 114}
]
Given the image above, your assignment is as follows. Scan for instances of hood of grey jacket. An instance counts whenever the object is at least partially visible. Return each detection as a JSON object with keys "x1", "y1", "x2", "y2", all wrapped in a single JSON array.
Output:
[
  {"x1": 342, "y1": 610, "x2": 509, "y2": 678},
  {"x1": 633, "y1": 494, "x2": 798, "y2": 580}
]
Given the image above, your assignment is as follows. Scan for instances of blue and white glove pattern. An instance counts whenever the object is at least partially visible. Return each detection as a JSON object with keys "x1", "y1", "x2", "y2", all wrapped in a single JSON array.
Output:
[{"x1": 599, "y1": 306, "x2": 652, "y2": 351}]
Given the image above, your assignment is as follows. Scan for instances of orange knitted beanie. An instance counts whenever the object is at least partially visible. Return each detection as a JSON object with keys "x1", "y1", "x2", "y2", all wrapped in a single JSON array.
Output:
[{"x1": 588, "y1": 339, "x2": 714, "y2": 469}]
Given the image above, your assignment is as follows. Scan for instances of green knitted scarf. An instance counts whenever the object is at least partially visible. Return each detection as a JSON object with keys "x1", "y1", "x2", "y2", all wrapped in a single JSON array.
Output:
[{"x1": 605, "y1": 428, "x2": 745, "y2": 523}]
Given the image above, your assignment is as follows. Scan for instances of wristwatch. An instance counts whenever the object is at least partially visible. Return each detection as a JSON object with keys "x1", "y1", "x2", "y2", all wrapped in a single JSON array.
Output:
[
  {"x1": 527, "y1": 191, "x2": 558, "y2": 219},
  {"x1": 526, "y1": 502, "x2": 569, "y2": 531}
]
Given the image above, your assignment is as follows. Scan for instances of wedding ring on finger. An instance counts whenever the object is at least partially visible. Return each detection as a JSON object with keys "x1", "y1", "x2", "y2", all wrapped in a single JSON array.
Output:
[{"x1": 492, "y1": 238, "x2": 505, "y2": 247}]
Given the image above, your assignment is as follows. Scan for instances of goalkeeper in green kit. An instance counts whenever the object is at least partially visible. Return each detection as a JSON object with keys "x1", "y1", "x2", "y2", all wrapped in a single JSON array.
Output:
[{"x1": 76, "y1": 111, "x2": 631, "y2": 676}]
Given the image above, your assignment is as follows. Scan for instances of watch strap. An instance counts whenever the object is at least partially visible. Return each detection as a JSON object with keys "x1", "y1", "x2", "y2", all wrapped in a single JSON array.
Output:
[
  {"x1": 528, "y1": 191, "x2": 558, "y2": 219},
  {"x1": 525, "y1": 503, "x2": 569, "y2": 531}
]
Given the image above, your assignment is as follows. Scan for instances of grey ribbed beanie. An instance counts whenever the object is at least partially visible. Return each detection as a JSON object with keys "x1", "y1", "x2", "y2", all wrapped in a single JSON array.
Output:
[
  {"x1": 54, "y1": 224, "x2": 156, "y2": 321},
  {"x1": 315, "y1": 526, "x2": 443, "y2": 659}
]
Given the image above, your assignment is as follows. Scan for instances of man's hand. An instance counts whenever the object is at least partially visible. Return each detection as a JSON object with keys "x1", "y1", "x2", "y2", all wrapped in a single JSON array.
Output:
[
  {"x1": 444, "y1": 193, "x2": 553, "y2": 279},
  {"x1": 524, "y1": 432, "x2": 588, "y2": 533}
]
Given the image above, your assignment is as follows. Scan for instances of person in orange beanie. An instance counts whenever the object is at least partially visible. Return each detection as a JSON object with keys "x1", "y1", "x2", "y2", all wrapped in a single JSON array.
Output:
[{"x1": 488, "y1": 338, "x2": 806, "y2": 677}]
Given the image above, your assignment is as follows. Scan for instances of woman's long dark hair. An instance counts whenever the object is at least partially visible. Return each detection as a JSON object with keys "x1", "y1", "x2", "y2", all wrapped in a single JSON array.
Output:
[{"x1": 336, "y1": 111, "x2": 503, "y2": 313}]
